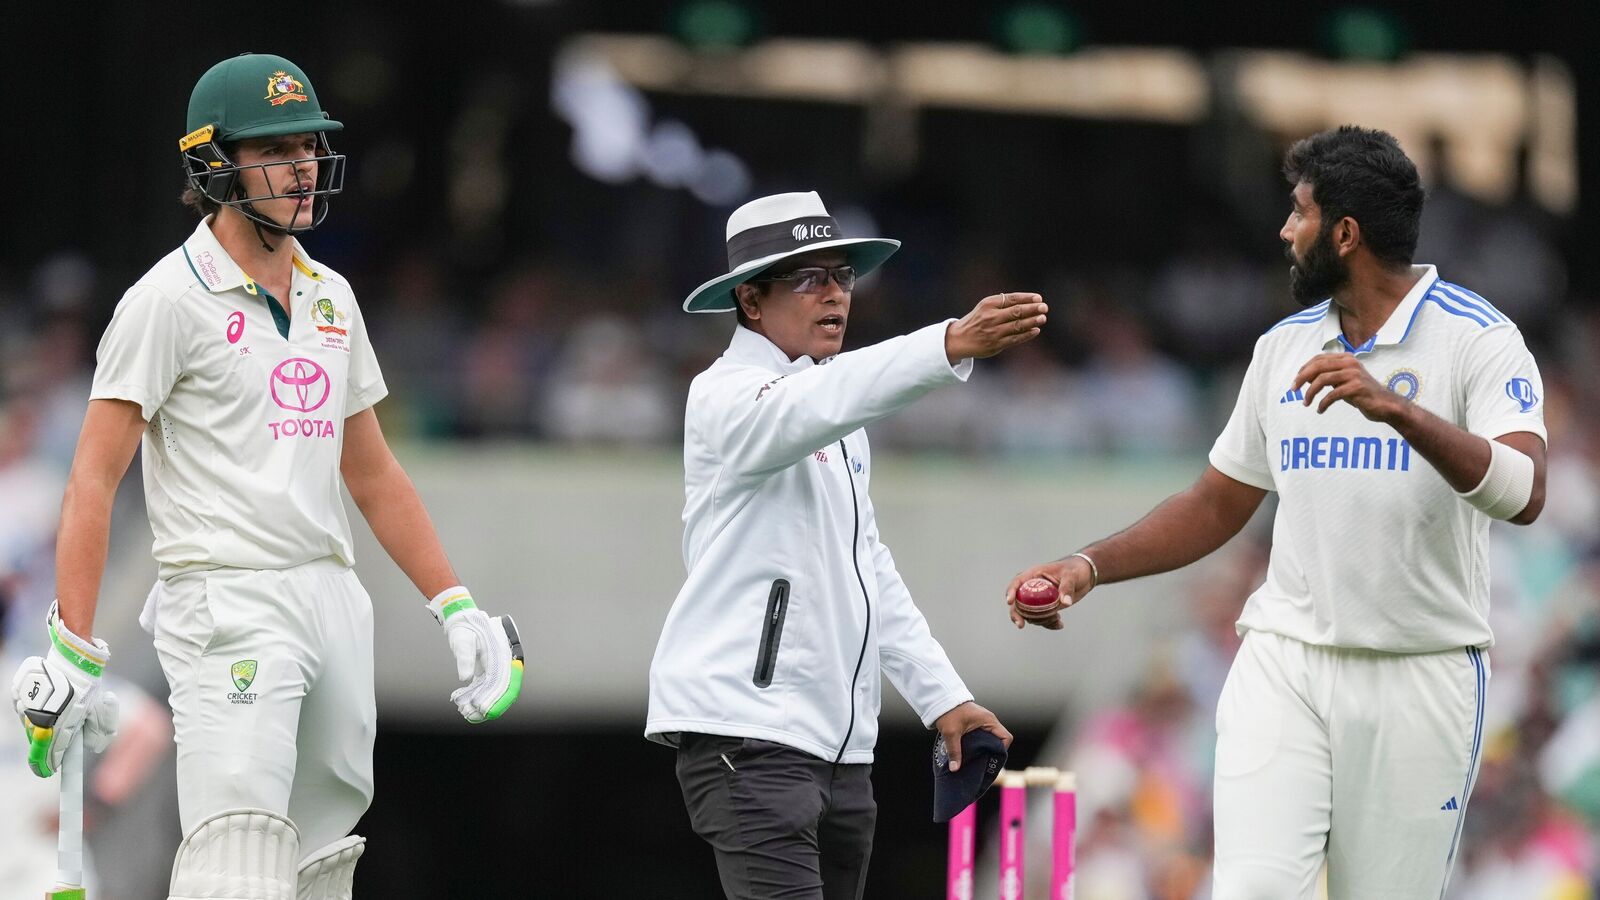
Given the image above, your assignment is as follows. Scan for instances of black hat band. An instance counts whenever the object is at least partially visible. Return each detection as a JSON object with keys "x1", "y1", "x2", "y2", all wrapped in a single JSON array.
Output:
[{"x1": 726, "y1": 216, "x2": 841, "y2": 270}]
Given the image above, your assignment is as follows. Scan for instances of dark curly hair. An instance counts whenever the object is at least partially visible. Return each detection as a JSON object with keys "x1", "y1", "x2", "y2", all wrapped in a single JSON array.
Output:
[{"x1": 1283, "y1": 126, "x2": 1425, "y2": 266}]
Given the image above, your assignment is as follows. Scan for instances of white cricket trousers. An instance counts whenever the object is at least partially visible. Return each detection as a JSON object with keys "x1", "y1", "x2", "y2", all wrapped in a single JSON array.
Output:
[
  {"x1": 1213, "y1": 630, "x2": 1488, "y2": 900},
  {"x1": 145, "y1": 557, "x2": 377, "y2": 853}
]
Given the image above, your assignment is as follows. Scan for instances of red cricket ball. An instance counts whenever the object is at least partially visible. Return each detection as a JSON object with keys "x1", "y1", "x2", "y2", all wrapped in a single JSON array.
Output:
[{"x1": 1016, "y1": 576, "x2": 1061, "y2": 613}]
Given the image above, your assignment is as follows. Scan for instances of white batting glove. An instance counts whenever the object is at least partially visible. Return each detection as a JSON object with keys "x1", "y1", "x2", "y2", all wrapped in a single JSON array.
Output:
[
  {"x1": 10, "y1": 601, "x2": 119, "y2": 777},
  {"x1": 425, "y1": 587, "x2": 524, "y2": 723}
]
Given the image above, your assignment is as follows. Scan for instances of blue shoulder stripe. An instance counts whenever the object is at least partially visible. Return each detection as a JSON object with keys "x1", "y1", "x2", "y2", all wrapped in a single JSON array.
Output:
[
  {"x1": 1424, "y1": 291, "x2": 1492, "y2": 328},
  {"x1": 1265, "y1": 300, "x2": 1330, "y2": 334},
  {"x1": 1434, "y1": 282, "x2": 1506, "y2": 323}
]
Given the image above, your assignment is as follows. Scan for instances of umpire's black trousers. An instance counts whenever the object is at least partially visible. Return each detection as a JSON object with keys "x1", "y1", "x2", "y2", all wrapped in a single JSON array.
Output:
[{"x1": 676, "y1": 732, "x2": 877, "y2": 900}]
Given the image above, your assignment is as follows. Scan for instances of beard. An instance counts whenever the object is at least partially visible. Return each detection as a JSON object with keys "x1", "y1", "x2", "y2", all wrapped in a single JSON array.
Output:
[{"x1": 1285, "y1": 227, "x2": 1349, "y2": 307}]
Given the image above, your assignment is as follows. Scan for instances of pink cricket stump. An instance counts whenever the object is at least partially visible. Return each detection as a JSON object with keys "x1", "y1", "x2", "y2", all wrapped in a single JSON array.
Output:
[
  {"x1": 1050, "y1": 771, "x2": 1077, "y2": 900},
  {"x1": 997, "y1": 772, "x2": 1027, "y2": 900},
  {"x1": 944, "y1": 768, "x2": 1077, "y2": 900},
  {"x1": 945, "y1": 804, "x2": 976, "y2": 900}
]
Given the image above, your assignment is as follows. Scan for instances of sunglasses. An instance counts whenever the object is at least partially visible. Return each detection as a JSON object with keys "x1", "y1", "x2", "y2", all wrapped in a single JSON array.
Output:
[{"x1": 752, "y1": 265, "x2": 856, "y2": 294}]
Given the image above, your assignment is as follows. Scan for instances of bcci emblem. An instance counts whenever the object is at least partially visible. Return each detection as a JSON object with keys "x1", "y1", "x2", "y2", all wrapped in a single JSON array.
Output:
[
  {"x1": 264, "y1": 71, "x2": 308, "y2": 106},
  {"x1": 229, "y1": 660, "x2": 259, "y2": 704},
  {"x1": 1386, "y1": 369, "x2": 1421, "y2": 402}
]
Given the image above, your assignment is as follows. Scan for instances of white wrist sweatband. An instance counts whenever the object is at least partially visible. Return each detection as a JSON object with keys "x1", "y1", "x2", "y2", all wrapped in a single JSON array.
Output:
[
  {"x1": 1457, "y1": 439, "x2": 1534, "y2": 521},
  {"x1": 426, "y1": 586, "x2": 475, "y2": 623}
]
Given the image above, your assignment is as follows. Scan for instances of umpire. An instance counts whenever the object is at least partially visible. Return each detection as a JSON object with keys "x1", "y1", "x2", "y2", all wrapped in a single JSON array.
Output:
[{"x1": 647, "y1": 191, "x2": 1040, "y2": 899}]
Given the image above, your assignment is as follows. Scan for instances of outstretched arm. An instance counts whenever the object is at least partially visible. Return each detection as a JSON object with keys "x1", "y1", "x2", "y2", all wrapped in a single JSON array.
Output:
[
  {"x1": 1006, "y1": 465, "x2": 1267, "y2": 628},
  {"x1": 340, "y1": 408, "x2": 458, "y2": 598},
  {"x1": 705, "y1": 294, "x2": 1046, "y2": 481}
]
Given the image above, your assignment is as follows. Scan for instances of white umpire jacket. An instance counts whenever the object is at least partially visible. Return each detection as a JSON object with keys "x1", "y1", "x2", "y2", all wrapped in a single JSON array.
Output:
[{"x1": 646, "y1": 321, "x2": 976, "y2": 764}]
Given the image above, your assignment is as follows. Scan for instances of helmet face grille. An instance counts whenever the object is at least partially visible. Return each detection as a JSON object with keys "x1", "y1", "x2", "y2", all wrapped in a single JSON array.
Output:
[{"x1": 181, "y1": 131, "x2": 346, "y2": 235}]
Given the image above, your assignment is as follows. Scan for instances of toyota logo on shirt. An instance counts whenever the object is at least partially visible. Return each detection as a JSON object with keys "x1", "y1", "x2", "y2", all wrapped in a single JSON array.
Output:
[{"x1": 269, "y1": 357, "x2": 331, "y2": 413}]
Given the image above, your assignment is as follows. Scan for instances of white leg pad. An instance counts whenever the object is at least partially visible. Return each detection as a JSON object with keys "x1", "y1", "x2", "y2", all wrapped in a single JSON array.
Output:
[
  {"x1": 169, "y1": 808, "x2": 301, "y2": 900},
  {"x1": 296, "y1": 835, "x2": 366, "y2": 900}
]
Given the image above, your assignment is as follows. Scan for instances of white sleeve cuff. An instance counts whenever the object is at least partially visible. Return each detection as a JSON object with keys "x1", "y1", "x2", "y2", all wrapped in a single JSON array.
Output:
[
  {"x1": 88, "y1": 384, "x2": 158, "y2": 422},
  {"x1": 1208, "y1": 447, "x2": 1276, "y2": 492},
  {"x1": 927, "y1": 319, "x2": 973, "y2": 382}
]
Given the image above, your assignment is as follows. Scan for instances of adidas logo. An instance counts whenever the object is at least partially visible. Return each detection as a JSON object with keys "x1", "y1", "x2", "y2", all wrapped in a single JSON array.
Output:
[
  {"x1": 1440, "y1": 797, "x2": 1459, "y2": 811},
  {"x1": 1279, "y1": 388, "x2": 1305, "y2": 404}
]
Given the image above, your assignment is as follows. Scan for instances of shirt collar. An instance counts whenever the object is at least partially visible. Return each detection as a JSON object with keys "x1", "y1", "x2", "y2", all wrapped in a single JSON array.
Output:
[
  {"x1": 1319, "y1": 264, "x2": 1439, "y2": 353},
  {"x1": 725, "y1": 324, "x2": 819, "y2": 373},
  {"x1": 181, "y1": 216, "x2": 251, "y2": 294},
  {"x1": 181, "y1": 215, "x2": 324, "y2": 296}
]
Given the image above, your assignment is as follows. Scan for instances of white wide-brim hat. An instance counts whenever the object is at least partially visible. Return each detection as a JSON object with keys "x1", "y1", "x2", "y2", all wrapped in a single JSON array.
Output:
[{"x1": 682, "y1": 191, "x2": 901, "y2": 313}]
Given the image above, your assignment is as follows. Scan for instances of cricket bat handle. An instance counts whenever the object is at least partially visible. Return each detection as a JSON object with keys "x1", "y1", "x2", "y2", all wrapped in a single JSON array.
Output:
[{"x1": 48, "y1": 736, "x2": 86, "y2": 899}]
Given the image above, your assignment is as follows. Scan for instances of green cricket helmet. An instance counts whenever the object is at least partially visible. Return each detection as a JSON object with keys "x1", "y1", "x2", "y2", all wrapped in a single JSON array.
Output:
[{"x1": 179, "y1": 53, "x2": 347, "y2": 234}]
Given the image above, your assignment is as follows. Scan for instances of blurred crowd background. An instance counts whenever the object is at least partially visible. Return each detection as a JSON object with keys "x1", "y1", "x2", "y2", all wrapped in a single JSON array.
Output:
[{"x1": 2, "y1": 1, "x2": 1598, "y2": 897}]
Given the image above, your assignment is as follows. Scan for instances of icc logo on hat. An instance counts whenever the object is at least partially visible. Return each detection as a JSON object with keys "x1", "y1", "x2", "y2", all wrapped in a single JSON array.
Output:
[{"x1": 791, "y1": 222, "x2": 833, "y2": 242}]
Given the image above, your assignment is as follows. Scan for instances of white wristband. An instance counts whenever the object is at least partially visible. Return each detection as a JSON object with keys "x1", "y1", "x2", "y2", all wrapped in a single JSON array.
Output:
[
  {"x1": 1457, "y1": 439, "x2": 1534, "y2": 521},
  {"x1": 426, "y1": 586, "x2": 476, "y2": 623}
]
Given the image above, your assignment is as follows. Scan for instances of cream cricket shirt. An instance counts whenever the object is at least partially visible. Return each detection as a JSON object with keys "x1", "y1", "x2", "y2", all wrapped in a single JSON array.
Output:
[
  {"x1": 91, "y1": 218, "x2": 387, "y2": 579},
  {"x1": 1209, "y1": 265, "x2": 1546, "y2": 653}
]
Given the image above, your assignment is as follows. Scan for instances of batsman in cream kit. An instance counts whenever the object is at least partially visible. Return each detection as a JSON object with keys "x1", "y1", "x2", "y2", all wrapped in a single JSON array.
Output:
[{"x1": 9, "y1": 53, "x2": 524, "y2": 899}]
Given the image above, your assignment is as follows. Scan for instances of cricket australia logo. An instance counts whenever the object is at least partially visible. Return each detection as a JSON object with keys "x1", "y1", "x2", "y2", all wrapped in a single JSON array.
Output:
[
  {"x1": 310, "y1": 297, "x2": 349, "y2": 336},
  {"x1": 229, "y1": 660, "x2": 259, "y2": 704},
  {"x1": 264, "y1": 71, "x2": 309, "y2": 106}
]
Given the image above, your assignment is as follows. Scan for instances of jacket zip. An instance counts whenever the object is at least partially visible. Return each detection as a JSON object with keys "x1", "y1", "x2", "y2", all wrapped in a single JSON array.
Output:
[
  {"x1": 835, "y1": 437, "x2": 871, "y2": 764},
  {"x1": 752, "y1": 579, "x2": 790, "y2": 688}
]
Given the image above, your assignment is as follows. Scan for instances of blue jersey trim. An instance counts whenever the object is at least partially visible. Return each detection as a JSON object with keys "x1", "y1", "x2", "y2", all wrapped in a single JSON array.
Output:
[
  {"x1": 1336, "y1": 333, "x2": 1376, "y2": 355},
  {"x1": 1266, "y1": 300, "x2": 1330, "y2": 334},
  {"x1": 1439, "y1": 646, "x2": 1486, "y2": 898},
  {"x1": 1424, "y1": 291, "x2": 1493, "y2": 328},
  {"x1": 181, "y1": 246, "x2": 212, "y2": 293},
  {"x1": 1398, "y1": 295, "x2": 1429, "y2": 343},
  {"x1": 1434, "y1": 282, "x2": 1506, "y2": 323}
]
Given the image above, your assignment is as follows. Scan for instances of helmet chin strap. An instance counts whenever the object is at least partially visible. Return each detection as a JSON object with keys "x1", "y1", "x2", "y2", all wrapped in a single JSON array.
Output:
[
  {"x1": 250, "y1": 214, "x2": 278, "y2": 253},
  {"x1": 229, "y1": 178, "x2": 305, "y2": 253}
]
